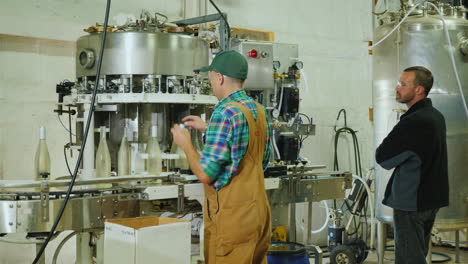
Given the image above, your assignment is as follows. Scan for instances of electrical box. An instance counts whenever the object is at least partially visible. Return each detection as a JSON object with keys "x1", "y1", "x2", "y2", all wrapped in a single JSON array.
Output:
[
  {"x1": 272, "y1": 43, "x2": 299, "y2": 74},
  {"x1": 231, "y1": 40, "x2": 274, "y2": 90}
]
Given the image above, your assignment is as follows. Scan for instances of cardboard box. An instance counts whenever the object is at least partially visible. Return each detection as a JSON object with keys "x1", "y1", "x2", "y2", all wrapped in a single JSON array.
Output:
[{"x1": 104, "y1": 216, "x2": 191, "y2": 264}]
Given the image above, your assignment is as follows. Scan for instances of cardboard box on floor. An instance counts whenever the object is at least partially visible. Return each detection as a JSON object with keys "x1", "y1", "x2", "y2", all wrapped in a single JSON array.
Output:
[{"x1": 104, "y1": 216, "x2": 191, "y2": 264}]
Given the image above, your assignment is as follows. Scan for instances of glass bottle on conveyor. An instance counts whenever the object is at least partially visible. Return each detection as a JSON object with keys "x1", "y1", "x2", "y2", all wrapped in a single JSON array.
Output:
[
  {"x1": 34, "y1": 126, "x2": 51, "y2": 181},
  {"x1": 146, "y1": 125, "x2": 162, "y2": 176},
  {"x1": 95, "y1": 126, "x2": 111, "y2": 178},
  {"x1": 117, "y1": 128, "x2": 131, "y2": 176},
  {"x1": 171, "y1": 124, "x2": 189, "y2": 172}
]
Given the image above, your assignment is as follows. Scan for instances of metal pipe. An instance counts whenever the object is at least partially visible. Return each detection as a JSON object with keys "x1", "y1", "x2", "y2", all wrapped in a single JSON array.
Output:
[
  {"x1": 352, "y1": 174, "x2": 375, "y2": 249},
  {"x1": 377, "y1": 221, "x2": 386, "y2": 264},
  {"x1": 0, "y1": 237, "x2": 46, "y2": 244},
  {"x1": 287, "y1": 165, "x2": 327, "y2": 171},
  {"x1": 82, "y1": 103, "x2": 94, "y2": 180},
  {"x1": 288, "y1": 203, "x2": 297, "y2": 242},
  {"x1": 171, "y1": 12, "x2": 229, "y2": 50},
  {"x1": 0, "y1": 232, "x2": 61, "y2": 244},
  {"x1": 438, "y1": 239, "x2": 468, "y2": 244},
  {"x1": 0, "y1": 175, "x2": 162, "y2": 188},
  {"x1": 426, "y1": 239, "x2": 432, "y2": 264},
  {"x1": 307, "y1": 202, "x2": 313, "y2": 245},
  {"x1": 76, "y1": 232, "x2": 93, "y2": 264},
  {"x1": 456, "y1": 230, "x2": 460, "y2": 263},
  {"x1": 172, "y1": 13, "x2": 225, "y2": 26},
  {"x1": 288, "y1": 171, "x2": 348, "y2": 177}
]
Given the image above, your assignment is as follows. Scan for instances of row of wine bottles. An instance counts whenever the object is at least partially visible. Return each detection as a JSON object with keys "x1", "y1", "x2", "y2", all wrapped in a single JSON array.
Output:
[
  {"x1": 34, "y1": 125, "x2": 189, "y2": 180},
  {"x1": 95, "y1": 125, "x2": 164, "y2": 178}
]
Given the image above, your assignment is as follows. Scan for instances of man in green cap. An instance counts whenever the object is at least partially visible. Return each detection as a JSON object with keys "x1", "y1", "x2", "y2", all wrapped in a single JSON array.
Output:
[{"x1": 171, "y1": 50, "x2": 272, "y2": 263}]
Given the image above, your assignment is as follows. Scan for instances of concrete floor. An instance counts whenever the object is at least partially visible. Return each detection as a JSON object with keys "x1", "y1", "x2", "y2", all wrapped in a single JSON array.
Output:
[
  {"x1": 310, "y1": 245, "x2": 468, "y2": 264},
  {"x1": 191, "y1": 244, "x2": 468, "y2": 264}
]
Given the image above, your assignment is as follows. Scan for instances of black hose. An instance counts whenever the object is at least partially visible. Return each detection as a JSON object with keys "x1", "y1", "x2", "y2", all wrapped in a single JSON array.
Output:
[
  {"x1": 297, "y1": 113, "x2": 311, "y2": 157},
  {"x1": 336, "y1": 109, "x2": 347, "y2": 130},
  {"x1": 32, "y1": 1, "x2": 112, "y2": 262},
  {"x1": 334, "y1": 127, "x2": 362, "y2": 175},
  {"x1": 332, "y1": 109, "x2": 368, "y2": 242},
  {"x1": 208, "y1": 0, "x2": 231, "y2": 41},
  {"x1": 64, "y1": 145, "x2": 73, "y2": 177}
]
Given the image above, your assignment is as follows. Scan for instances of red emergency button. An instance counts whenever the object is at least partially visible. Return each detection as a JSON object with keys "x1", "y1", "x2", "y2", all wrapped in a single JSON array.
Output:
[{"x1": 248, "y1": 49, "x2": 258, "y2": 58}]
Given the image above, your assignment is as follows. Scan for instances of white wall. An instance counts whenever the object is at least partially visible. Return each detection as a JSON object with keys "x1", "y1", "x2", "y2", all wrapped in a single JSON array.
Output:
[
  {"x1": 0, "y1": 0, "x2": 374, "y2": 261},
  {"x1": 0, "y1": 34, "x2": 76, "y2": 181},
  {"x1": 217, "y1": 0, "x2": 374, "y2": 245},
  {"x1": 0, "y1": 0, "x2": 184, "y2": 41}
]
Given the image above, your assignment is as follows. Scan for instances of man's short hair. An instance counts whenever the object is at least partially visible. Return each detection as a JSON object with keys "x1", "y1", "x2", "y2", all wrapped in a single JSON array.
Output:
[
  {"x1": 404, "y1": 66, "x2": 434, "y2": 96},
  {"x1": 225, "y1": 75, "x2": 245, "y2": 86}
]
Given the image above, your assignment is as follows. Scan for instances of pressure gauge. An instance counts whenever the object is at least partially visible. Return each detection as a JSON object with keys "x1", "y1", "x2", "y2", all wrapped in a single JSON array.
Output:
[
  {"x1": 293, "y1": 61, "x2": 304, "y2": 70},
  {"x1": 273, "y1": 61, "x2": 281, "y2": 70},
  {"x1": 272, "y1": 109, "x2": 280, "y2": 118}
]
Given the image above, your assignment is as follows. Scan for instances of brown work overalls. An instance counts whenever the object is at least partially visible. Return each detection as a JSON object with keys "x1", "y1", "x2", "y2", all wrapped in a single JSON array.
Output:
[{"x1": 203, "y1": 102, "x2": 272, "y2": 264}]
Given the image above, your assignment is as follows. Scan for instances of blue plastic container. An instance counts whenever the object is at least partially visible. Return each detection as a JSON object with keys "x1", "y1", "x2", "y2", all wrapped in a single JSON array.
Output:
[{"x1": 267, "y1": 242, "x2": 310, "y2": 264}]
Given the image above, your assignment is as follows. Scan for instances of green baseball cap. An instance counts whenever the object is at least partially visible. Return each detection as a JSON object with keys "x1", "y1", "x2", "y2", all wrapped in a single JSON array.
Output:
[{"x1": 200, "y1": 50, "x2": 248, "y2": 80}]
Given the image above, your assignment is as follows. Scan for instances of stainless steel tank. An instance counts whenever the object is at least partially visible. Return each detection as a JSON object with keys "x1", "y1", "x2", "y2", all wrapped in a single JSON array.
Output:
[
  {"x1": 76, "y1": 31, "x2": 209, "y2": 77},
  {"x1": 373, "y1": 6, "x2": 468, "y2": 228}
]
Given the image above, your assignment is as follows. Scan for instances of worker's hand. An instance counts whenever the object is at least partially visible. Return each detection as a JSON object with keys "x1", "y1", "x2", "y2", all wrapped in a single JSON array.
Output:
[
  {"x1": 171, "y1": 124, "x2": 192, "y2": 151},
  {"x1": 182, "y1": 115, "x2": 207, "y2": 133}
]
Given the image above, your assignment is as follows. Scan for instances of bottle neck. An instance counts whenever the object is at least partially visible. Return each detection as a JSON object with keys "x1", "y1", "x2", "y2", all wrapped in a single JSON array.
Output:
[
  {"x1": 100, "y1": 127, "x2": 107, "y2": 140},
  {"x1": 151, "y1": 125, "x2": 157, "y2": 138},
  {"x1": 39, "y1": 126, "x2": 46, "y2": 140}
]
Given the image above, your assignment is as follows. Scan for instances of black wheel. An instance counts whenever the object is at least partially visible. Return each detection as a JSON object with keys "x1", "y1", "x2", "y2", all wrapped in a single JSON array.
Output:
[
  {"x1": 330, "y1": 245, "x2": 357, "y2": 264},
  {"x1": 346, "y1": 238, "x2": 368, "y2": 263}
]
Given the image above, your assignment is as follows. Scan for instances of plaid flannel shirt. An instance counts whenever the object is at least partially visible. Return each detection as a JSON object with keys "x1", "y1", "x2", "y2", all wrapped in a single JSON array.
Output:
[{"x1": 200, "y1": 90, "x2": 271, "y2": 191}]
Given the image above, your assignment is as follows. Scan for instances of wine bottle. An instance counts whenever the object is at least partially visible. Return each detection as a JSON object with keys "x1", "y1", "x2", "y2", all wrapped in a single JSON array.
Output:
[
  {"x1": 117, "y1": 128, "x2": 131, "y2": 176},
  {"x1": 95, "y1": 126, "x2": 111, "y2": 178},
  {"x1": 34, "y1": 126, "x2": 51, "y2": 180},
  {"x1": 171, "y1": 130, "x2": 189, "y2": 171},
  {"x1": 146, "y1": 125, "x2": 162, "y2": 175}
]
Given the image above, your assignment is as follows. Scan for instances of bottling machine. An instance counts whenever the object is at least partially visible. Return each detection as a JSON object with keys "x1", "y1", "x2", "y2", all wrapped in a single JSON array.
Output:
[{"x1": 0, "y1": 11, "x2": 352, "y2": 263}]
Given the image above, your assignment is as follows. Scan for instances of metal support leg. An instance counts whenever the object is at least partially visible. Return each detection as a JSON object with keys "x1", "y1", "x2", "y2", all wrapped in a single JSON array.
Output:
[
  {"x1": 307, "y1": 202, "x2": 313, "y2": 245},
  {"x1": 35, "y1": 243, "x2": 45, "y2": 264},
  {"x1": 76, "y1": 232, "x2": 93, "y2": 264},
  {"x1": 306, "y1": 202, "x2": 323, "y2": 264},
  {"x1": 82, "y1": 103, "x2": 95, "y2": 180},
  {"x1": 455, "y1": 230, "x2": 460, "y2": 263},
  {"x1": 310, "y1": 245, "x2": 323, "y2": 264},
  {"x1": 426, "y1": 239, "x2": 432, "y2": 264},
  {"x1": 288, "y1": 203, "x2": 297, "y2": 242},
  {"x1": 377, "y1": 221, "x2": 386, "y2": 264},
  {"x1": 177, "y1": 184, "x2": 185, "y2": 213},
  {"x1": 95, "y1": 231, "x2": 105, "y2": 264},
  {"x1": 288, "y1": 173, "x2": 297, "y2": 242}
]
